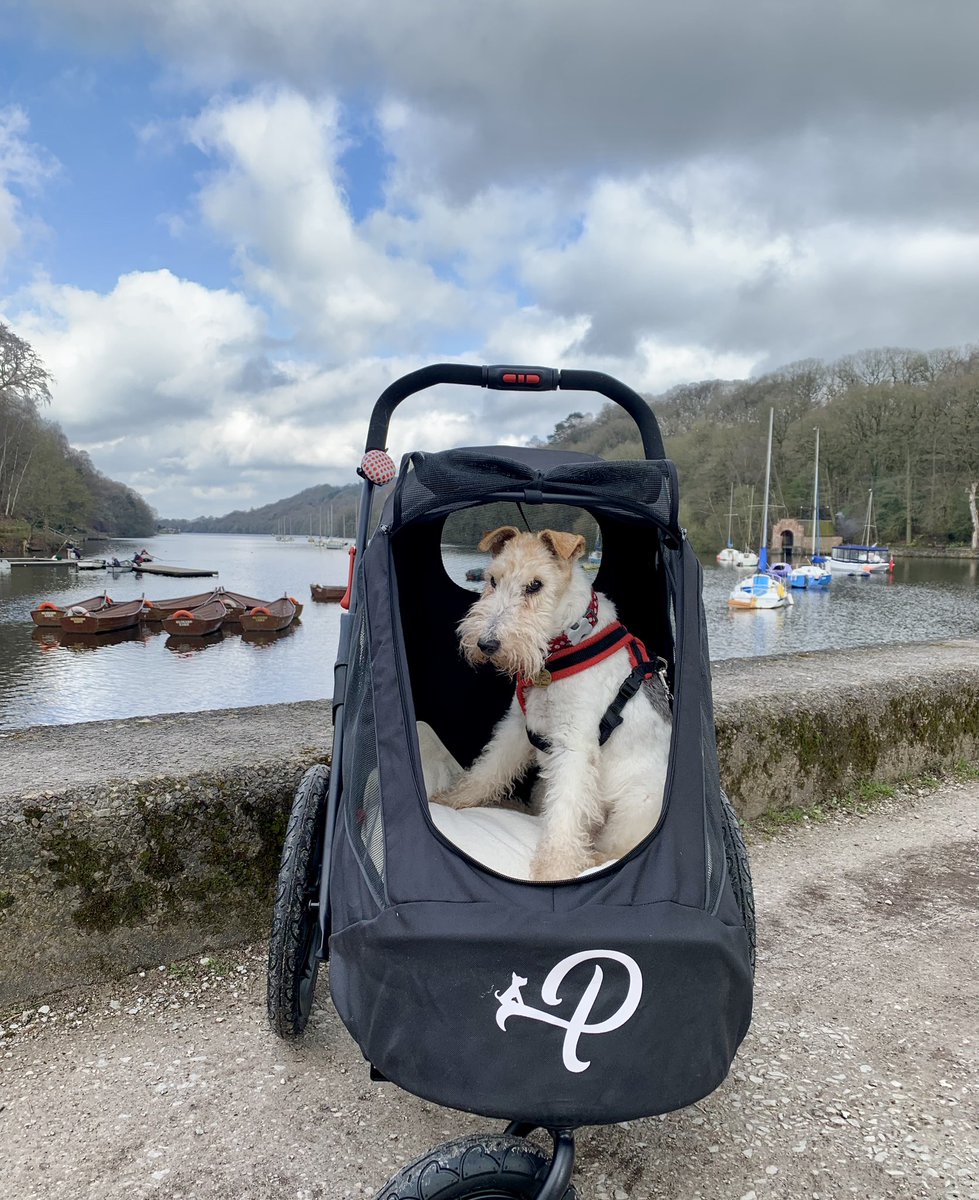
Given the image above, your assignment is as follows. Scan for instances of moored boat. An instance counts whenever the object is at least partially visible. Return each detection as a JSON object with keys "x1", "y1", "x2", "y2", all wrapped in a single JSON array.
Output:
[
  {"x1": 727, "y1": 572, "x2": 793, "y2": 610},
  {"x1": 144, "y1": 590, "x2": 220, "y2": 622},
  {"x1": 828, "y1": 544, "x2": 893, "y2": 575},
  {"x1": 829, "y1": 489, "x2": 893, "y2": 575},
  {"x1": 790, "y1": 562, "x2": 832, "y2": 589},
  {"x1": 59, "y1": 597, "x2": 147, "y2": 634},
  {"x1": 239, "y1": 596, "x2": 297, "y2": 633},
  {"x1": 717, "y1": 484, "x2": 739, "y2": 564},
  {"x1": 215, "y1": 588, "x2": 270, "y2": 622},
  {"x1": 161, "y1": 599, "x2": 229, "y2": 637},
  {"x1": 310, "y1": 583, "x2": 347, "y2": 602},
  {"x1": 790, "y1": 427, "x2": 832, "y2": 589},
  {"x1": 31, "y1": 593, "x2": 113, "y2": 627},
  {"x1": 729, "y1": 407, "x2": 793, "y2": 611}
]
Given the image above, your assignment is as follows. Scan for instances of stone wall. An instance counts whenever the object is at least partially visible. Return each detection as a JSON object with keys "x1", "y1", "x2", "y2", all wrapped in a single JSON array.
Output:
[{"x1": 2, "y1": 640, "x2": 978, "y2": 1005}]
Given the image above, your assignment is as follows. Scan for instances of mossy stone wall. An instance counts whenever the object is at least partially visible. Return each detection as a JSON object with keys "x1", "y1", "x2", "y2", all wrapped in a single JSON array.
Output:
[
  {"x1": 2, "y1": 641, "x2": 978, "y2": 1005},
  {"x1": 1, "y1": 758, "x2": 326, "y2": 1005}
]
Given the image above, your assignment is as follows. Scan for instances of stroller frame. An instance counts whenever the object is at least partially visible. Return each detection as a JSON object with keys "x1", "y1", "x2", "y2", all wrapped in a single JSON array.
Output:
[{"x1": 267, "y1": 364, "x2": 755, "y2": 1199}]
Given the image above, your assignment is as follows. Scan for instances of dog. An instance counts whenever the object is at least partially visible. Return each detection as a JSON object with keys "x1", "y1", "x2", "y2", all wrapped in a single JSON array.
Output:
[{"x1": 431, "y1": 526, "x2": 672, "y2": 881}]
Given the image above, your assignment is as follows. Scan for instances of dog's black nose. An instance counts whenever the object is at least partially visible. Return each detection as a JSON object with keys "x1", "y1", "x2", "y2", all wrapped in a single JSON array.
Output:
[{"x1": 477, "y1": 636, "x2": 500, "y2": 656}]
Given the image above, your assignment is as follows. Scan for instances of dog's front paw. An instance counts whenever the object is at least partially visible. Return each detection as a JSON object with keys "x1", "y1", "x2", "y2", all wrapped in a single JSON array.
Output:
[
  {"x1": 431, "y1": 782, "x2": 485, "y2": 811},
  {"x1": 530, "y1": 843, "x2": 597, "y2": 882}
]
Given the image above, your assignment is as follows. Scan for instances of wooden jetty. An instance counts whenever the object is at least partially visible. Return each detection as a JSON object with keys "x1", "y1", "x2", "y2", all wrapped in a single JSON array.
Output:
[{"x1": 132, "y1": 563, "x2": 218, "y2": 578}]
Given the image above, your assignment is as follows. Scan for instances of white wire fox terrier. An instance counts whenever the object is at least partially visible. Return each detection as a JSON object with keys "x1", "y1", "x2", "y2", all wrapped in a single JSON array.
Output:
[{"x1": 432, "y1": 526, "x2": 673, "y2": 881}]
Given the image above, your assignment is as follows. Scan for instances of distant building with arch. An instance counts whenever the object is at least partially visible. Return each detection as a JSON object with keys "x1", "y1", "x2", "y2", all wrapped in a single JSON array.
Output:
[{"x1": 772, "y1": 517, "x2": 841, "y2": 559}]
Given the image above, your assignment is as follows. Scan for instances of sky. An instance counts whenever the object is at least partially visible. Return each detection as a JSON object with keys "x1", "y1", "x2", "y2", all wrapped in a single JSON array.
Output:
[{"x1": 1, "y1": 1, "x2": 978, "y2": 518}]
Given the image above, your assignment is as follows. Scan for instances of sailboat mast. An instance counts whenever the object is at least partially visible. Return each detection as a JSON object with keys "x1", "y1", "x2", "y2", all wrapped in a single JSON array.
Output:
[
  {"x1": 863, "y1": 489, "x2": 874, "y2": 544},
  {"x1": 811, "y1": 427, "x2": 820, "y2": 558},
  {"x1": 746, "y1": 485, "x2": 754, "y2": 550},
  {"x1": 726, "y1": 482, "x2": 735, "y2": 548},
  {"x1": 759, "y1": 407, "x2": 774, "y2": 571}
]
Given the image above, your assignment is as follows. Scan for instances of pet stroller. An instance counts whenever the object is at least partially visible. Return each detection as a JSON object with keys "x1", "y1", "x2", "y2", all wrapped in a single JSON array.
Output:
[{"x1": 267, "y1": 364, "x2": 755, "y2": 1198}]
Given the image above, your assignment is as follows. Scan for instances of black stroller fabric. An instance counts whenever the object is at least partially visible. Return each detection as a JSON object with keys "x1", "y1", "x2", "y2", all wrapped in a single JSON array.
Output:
[{"x1": 327, "y1": 445, "x2": 753, "y2": 1126}]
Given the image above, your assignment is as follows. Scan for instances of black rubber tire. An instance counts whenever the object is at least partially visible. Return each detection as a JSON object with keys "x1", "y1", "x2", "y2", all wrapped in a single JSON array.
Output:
[
  {"x1": 720, "y1": 789, "x2": 756, "y2": 974},
  {"x1": 267, "y1": 763, "x2": 330, "y2": 1039},
  {"x1": 374, "y1": 1135, "x2": 579, "y2": 1200}
]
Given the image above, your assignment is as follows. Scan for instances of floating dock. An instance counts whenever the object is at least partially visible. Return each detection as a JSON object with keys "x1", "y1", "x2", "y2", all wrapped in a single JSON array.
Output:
[{"x1": 132, "y1": 563, "x2": 218, "y2": 578}]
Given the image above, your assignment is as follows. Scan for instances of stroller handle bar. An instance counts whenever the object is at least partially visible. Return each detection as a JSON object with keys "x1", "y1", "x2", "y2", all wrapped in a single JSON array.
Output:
[{"x1": 365, "y1": 363, "x2": 666, "y2": 461}]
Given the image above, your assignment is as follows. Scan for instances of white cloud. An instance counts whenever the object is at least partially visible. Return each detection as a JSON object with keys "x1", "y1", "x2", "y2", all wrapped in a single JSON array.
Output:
[
  {"x1": 7, "y1": 3, "x2": 979, "y2": 516},
  {"x1": 0, "y1": 106, "x2": 57, "y2": 275},
  {"x1": 186, "y1": 90, "x2": 472, "y2": 357}
]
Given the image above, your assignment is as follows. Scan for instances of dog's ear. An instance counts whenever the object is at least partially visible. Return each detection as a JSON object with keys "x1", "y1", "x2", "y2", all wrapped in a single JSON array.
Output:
[
  {"x1": 539, "y1": 530, "x2": 587, "y2": 561},
  {"x1": 478, "y1": 525, "x2": 521, "y2": 556}
]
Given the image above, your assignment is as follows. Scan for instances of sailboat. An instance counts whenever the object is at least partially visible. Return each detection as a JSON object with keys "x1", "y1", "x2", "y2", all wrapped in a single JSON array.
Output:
[
  {"x1": 827, "y1": 488, "x2": 894, "y2": 575},
  {"x1": 738, "y1": 484, "x2": 759, "y2": 567},
  {"x1": 790, "y1": 427, "x2": 832, "y2": 589},
  {"x1": 583, "y1": 527, "x2": 602, "y2": 572},
  {"x1": 324, "y1": 503, "x2": 344, "y2": 549},
  {"x1": 728, "y1": 408, "x2": 793, "y2": 610},
  {"x1": 716, "y1": 484, "x2": 740, "y2": 564}
]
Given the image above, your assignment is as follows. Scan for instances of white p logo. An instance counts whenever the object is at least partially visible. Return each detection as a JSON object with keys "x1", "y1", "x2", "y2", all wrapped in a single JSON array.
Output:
[{"x1": 494, "y1": 950, "x2": 643, "y2": 1073}]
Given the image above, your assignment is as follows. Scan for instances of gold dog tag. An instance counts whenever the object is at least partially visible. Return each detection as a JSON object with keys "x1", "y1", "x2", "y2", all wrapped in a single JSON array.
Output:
[{"x1": 533, "y1": 669, "x2": 553, "y2": 688}]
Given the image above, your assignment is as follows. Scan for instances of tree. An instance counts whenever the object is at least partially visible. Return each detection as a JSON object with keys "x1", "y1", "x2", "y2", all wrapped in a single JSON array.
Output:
[
  {"x1": 0, "y1": 322, "x2": 53, "y2": 518},
  {"x1": 547, "y1": 412, "x2": 592, "y2": 443}
]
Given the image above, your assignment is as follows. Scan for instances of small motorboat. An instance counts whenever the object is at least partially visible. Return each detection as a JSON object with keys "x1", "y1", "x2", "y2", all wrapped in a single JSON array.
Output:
[
  {"x1": 161, "y1": 599, "x2": 229, "y2": 637},
  {"x1": 463, "y1": 567, "x2": 484, "y2": 582},
  {"x1": 310, "y1": 583, "x2": 347, "y2": 602},
  {"x1": 59, "y1": 597, "x2": 147, "y2": 634},
  {"x1": 239, "y1": 596, "x2": 298, "y2": 633},
  {"x1": 790, "y1": 561, "x2": 831, "y2": 589},
  {"x1": 31, "y1": 593, "x2": 113, "y2": 627}
]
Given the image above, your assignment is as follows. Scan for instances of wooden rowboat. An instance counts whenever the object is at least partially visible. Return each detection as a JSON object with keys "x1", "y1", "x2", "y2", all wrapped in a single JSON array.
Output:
[
  {"x1": 218, "y1": 590, "x2": 304, "y2": 620},
  {"x1": 239, "y1": 596, "x2": 297, "y2": 633},
  {"x1": 60, "y1": 598, "x2": 147, "y2": 634},
  {"x1": 214, "y1": 589, "x2": 268, "y2": 623},
  {"x1": 161, "y1": 599, "x2": 229, "y2": 637},
  {"x1": 144, "y1": 590, "x2": 219, "y2": 622},
  {"x1": 310, "y1": 583, "x2": 346, "y2": 603},
  {"x1": 31, "y1": 593, "x2": 113, "y2": 627}
]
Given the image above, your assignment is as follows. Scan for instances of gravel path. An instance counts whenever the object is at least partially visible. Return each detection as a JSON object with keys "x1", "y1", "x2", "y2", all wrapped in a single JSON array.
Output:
[{"x1": 1, "y1": 779, "x2": 976, "y2": 1200}]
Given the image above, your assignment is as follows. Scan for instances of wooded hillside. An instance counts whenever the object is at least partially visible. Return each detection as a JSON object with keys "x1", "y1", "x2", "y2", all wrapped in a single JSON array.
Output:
[
  {"x1": 0, "y1": 322, "x2": 156, "y2": 544},
  {"x1": 448, "y1": 346, "x2": 979, "y2": 553},
  {"x1": 162, "y1": 482, "x2": 360, "y2": 536}
]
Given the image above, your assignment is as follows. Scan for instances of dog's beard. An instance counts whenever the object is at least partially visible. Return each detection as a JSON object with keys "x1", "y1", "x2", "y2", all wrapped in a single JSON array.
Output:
[{"x1": 458, "y1": 618, "x2": 547, "y2": 680}]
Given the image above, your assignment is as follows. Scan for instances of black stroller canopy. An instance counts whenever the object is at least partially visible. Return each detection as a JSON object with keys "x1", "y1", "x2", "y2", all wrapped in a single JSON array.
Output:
[{"x1": 383, "y1": 444, "x2": 681, "y2": 537}]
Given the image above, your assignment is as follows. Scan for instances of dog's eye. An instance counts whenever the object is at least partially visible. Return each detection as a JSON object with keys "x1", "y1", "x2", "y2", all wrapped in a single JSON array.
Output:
[
  {"x1": 488, "y1": 575, "x2": 497, "y2": 589},
  {"x1": 524, "y1": 578, "x2": 543, "y2": 595}
]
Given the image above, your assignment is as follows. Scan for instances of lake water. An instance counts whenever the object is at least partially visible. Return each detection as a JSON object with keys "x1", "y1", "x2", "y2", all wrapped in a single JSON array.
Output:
[{"x1": 1, "y1": 533, "x2": 977, "y2": 730}]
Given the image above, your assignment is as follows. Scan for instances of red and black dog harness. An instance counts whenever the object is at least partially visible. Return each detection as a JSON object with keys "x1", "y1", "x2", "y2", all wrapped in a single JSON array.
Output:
[{"x1": 516, "y1": 595, "x2": 672, "y2": 752}]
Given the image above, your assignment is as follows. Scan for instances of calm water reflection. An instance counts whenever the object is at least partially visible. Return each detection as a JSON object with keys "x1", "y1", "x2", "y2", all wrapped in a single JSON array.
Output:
[{"x1": 1, "y1": 533, "x2": 977, "y2": 729}]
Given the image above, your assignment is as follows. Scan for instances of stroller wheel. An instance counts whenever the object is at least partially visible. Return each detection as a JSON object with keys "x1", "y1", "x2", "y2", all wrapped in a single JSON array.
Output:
[
  {"x1": 267, "y1": 763, "x2": 330, "y2": 1039},
  {"x1": 720, "y1": 789, "x2": 756, "y2": 974},
  {"x1": 374, "y1": 1133, "x2": 579, "y2": 1199}
]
